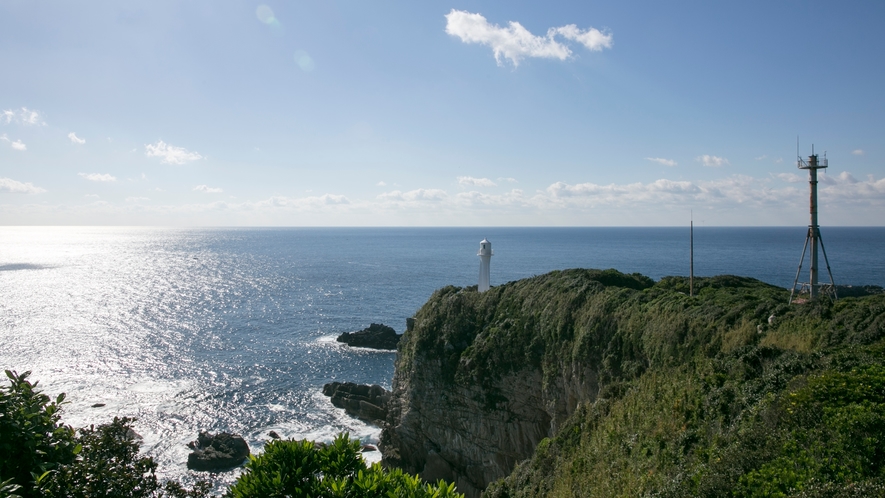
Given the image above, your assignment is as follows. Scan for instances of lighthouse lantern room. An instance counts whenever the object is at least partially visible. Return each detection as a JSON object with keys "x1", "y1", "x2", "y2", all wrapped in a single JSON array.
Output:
[{"x1": 478, "y1": 238, "x2": 493, "y2": 292}]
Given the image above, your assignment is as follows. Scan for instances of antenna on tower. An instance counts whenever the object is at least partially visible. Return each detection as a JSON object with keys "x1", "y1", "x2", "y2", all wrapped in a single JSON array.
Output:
[{"x1": 789, "y1": 144, "x2": 838, "y2": 304}]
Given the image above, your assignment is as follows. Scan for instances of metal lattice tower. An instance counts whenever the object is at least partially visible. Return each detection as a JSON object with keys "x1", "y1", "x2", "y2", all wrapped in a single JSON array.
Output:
[{"x1": 789, "y1": 146, "x2": 837, "y2": 304}]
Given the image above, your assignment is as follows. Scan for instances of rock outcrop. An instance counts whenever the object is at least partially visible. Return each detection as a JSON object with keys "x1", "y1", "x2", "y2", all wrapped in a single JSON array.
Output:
[
  {"x1": 379, "y1": 269, "x2": 657, "y2": 497},
  {"x1": 186, "y1": 431, "x2": 250, "y2": 471},
  {"x1": 323, "y1": 381, "x2": 390, "y2": 426},
  {"x1": 379, "y1": 270, "x2": 885, "y2": 498},
  {"x1": 336, "y1": 323, "x2": 401, "y2": 350}
]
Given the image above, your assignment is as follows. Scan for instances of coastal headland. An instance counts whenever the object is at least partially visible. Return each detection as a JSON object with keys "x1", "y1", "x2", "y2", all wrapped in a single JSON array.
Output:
[{"x1": 360, "y1": 268, "x2": 885, "y2": 497}]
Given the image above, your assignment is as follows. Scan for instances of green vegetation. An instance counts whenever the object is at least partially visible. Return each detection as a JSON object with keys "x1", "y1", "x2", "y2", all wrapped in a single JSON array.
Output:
[
  {"x1": 399, "y1": 269, "x2": 885, "y2": 497},
  {"x1": 0, "y1": 370, "x2": 210, "y2": 498},
  {"x1": 227, "y1": 435, "x2": 461, "y2": 497},
  {"x1": 1, "y1": 370, "x2": 462, "y2": 498}
]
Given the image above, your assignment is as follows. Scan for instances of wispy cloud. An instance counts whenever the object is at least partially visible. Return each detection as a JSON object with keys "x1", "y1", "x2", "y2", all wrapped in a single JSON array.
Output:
[
  {"x1": 145, "y1": 140, "x2": 203, "y2": 164},
  {"x1": 68, "y1": 132, "x2": 86, "y2": 145},
  {"x1": 498, "y1": 177, "x2": 518, "y2": 183},
  {"x1": 376, "y1": 181, "x2": 387, "y2": 187},
  {"x1": 457, "y1": 176, "x2": 497, "y2": 187},
  {"x1": 125, "y1": 196, "x2": 150, "y2": 202},
  {"x1": 820, "y1": 171, "x2": 858, "y2": 185},
  {"x1": 378, "y1": 189, "x2": 448, "y2": 202},
  {"x1": 755, "y1": 155, "x2": 767, "y2": 161},
  {"x1": 1, "y1": 107, "x2": 45, "y2": 126},
  {"x1": 697, "y1": 155, "x2": 729, "y2": 167},
  {"x1": 776, "y1": 173, "x2": 803, "y2": 183},
  {"x1": 444, "y1": 9, "x2": 612, "y2": 67},
  {"x1": 0, "y1": 177, "x2": 46, "y2": 194},
  {"x1": 852, "y1": 149, "x2": 864, "y2": 156},
  {"x1": 646, "y1": 157, "x2": 677, "y2": 167},
  {"x1": 193, "y1": 184, "x2": 223, "y2": 193},
  {"x1": 2, "y1": 134, "x2": 27, "y2": 151},
  {"x1": 78, "y1": 172, "x2": 116, "y2": 182}
]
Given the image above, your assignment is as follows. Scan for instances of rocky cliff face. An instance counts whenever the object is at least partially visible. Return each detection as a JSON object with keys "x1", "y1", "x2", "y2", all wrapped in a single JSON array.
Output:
[{"x1": 380, "y1": 269, "x2": 656, "y2": 497}]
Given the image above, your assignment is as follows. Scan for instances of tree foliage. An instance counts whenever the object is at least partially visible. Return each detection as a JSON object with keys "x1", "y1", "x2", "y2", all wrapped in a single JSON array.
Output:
[
  {"x1": 1, "y1": 370, "x2": 460, "y2": 497},
  {"x1": 226, "y1": 434, "x2": 462, "y2": 498},
  {"x1": 0, "y1": 370, "x2": 77, "y2": 498}
]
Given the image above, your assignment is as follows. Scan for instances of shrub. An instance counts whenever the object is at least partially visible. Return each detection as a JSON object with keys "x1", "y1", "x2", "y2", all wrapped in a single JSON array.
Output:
[
  {"x1": 0, "y1": 370, "x2": 78, "y2": 497},
  {"x1": 226, "y1": 434, "x2": 462, "y2": 498}
]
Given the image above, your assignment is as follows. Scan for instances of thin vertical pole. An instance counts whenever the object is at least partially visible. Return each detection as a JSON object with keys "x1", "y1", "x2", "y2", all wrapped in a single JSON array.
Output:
[
  {"x1": 808, "y1": 156, "x2": 819, "y2": 299},
  {"x1": 690, "y1": 216, "x2": 694, "y2": 297}
]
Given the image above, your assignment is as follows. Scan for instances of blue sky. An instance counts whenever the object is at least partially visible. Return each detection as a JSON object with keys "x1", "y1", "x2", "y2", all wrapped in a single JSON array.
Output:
[{"x1": 1, "y1": 0, "x2": 883, "y2": 226}]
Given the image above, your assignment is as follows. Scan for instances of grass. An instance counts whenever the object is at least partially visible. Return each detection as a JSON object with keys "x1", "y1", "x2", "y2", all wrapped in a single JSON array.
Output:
[{"x1": 394, "y1": 269, "x2": 885, "y2": 497}]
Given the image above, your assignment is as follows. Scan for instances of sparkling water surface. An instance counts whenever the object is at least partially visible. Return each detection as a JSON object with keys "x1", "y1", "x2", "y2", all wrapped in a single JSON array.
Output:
[{"x1": 1, "y1": 226, "x2": 883, "y2": 489}]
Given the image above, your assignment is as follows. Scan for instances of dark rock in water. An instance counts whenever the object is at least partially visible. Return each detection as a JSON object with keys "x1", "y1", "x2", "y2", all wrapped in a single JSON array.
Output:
[
  {"x1": 362, "y1": 444, "x2": 377, "y2": 452},
  {"x1": 336, "y1": 323, "x2": 401, "y2": 350},
  {"x1": 322, "y1": 381, "x2": 390, "y2": 426},
  {"x1": 268, "y1": 430, "x2": 281, "y2": 440},
  {"x1": 186, "y1": 431, "x2": 250, "y2": 471},
  {"x1": 91, "y1": 403, "x2": 105, "y2": 408}
]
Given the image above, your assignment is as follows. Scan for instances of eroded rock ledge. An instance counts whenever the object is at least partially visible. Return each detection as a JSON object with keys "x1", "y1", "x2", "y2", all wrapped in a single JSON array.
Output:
[{"x1": 322, "y1": 381, "x2": 390, "y2": 426}]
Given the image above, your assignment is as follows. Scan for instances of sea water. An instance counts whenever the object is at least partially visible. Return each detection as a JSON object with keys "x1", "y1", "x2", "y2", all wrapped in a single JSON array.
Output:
[{"x1": 1, "y1": 226, "x2": 883, "y2": 489}]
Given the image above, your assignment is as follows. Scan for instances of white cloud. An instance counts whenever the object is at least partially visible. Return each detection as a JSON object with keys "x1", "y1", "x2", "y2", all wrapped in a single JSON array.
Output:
[
  {"x1": 0, "y1": 177, "x2": 46, "y2": 194},
  {"x1": 376, "y1": 181, "x2": 387, "y2": 187},
  {"x1": 6, "y1": 171, "x2": 883, "y2": 225},
  {"x1": 255, "y1": 194, "x2": 351, "y2": 208},
  {"x1": 85, "y1": 194, "x2": 100, "y2": 198},
  {"x1": 852, "y1": 149, "x2": 864, "y2": 156},
  {"x1": 820, "y1": 171, "x2": 858, "y2": 185},
  {"x1": 2, "y1": 134, "x2": 25, "y2": 151},
  {"x1": 457, "y1": 176, "x2": 497, "y2": 187},
  {"x1": 697, "y1": 155, "x2": 729, "y2": 167},
  {"x1": 1, "y1": 107, "x2": 45, "y2": 126},
  {"x1": 10, "y1": 139, "x2": 26, "y2": 151},
  {"x1": 646, "y1": 157, "x2": 677, "y2": 167},
  {"x1": 377, "y1": 189, "x2": 448, "y2": 202},
  {"x1": 498, "y1": 177, "x2": 518, "y2": 183},
  {"x1": 553, "y1": 24, "x2": 614, "y2": 51},
  {"x1": 78, "y1": 172, "x2": 117, "y2": 182},
  {"x1": 68, "y1": 132, "x2": 86, "y2": 144},
  {"x1": 755, "y1": 155, "x2": 767, "y2": 161},
  {"x1": 776, "y1": 173, "x2": 803, "y2": 183},
  {"x1": 145, "y1": 140, "x2": 203, "y2": 164},
  {"x1": 444, "y1": 9, "x2": 612, "y2": 67},
  {"x1": 194, "y1": 184, "x2": 223, "y2": 193}
]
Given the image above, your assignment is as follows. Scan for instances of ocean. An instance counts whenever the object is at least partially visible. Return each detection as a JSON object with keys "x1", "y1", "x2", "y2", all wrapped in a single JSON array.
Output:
[{"x1": 1, "y1": 226, "x2": 883, "y2": 489}]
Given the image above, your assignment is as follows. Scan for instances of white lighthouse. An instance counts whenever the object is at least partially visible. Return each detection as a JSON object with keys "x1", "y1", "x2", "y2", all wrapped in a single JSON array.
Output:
[{"x1": 477, "y1": 238, "x2": 493, "y2": 292}]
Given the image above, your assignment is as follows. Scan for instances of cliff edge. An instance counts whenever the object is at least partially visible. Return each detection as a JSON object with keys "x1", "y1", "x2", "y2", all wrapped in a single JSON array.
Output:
[{"x1": 380, "y1": 269, "x2": 885, "y2": 497}]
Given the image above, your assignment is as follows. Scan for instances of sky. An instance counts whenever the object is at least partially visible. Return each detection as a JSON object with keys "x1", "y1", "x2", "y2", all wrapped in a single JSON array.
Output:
[{"x1": 1, "y1": 0, "x2": 883, "y2": 226}]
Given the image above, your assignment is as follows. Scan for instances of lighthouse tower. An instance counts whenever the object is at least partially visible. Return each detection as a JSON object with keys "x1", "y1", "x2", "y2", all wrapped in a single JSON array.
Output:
[{"x1": 477, "y1": 238, "x2": 493, "y2": 292}]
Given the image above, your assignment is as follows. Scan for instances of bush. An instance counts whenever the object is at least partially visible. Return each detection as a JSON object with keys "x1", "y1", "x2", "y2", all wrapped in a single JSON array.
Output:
[
  {"x1": 226, "y1": 434, "x2": 463, "y2": 498},
  {"x1": 0, "y1": 370, "x2": 78, "y2": 497},
  {"x1": 0, "y1": 371, "x2": 208, "y2": 498}
]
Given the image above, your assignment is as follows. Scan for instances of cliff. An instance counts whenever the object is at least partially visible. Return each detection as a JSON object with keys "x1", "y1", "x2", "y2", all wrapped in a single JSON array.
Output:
[{"x1": 380, "y1": 269, "x2": 885, "y2": 497}]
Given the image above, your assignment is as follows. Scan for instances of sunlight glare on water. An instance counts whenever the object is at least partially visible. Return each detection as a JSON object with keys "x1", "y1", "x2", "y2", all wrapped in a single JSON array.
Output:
[{"x1": 1, "y1": 225, "x2": 882, "y2": 490}]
